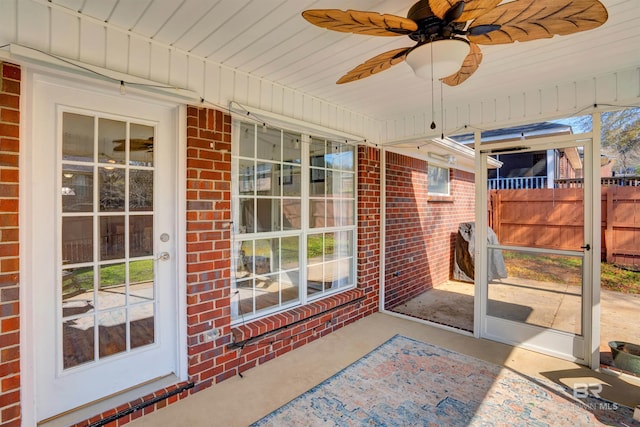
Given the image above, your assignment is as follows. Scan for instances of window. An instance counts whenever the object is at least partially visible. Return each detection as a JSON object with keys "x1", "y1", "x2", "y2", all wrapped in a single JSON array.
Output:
[
  {"x1": 428, "y1": 164, "x2": 450, "y2": 195},
  {"x1": 232, "y1": 122, "x2": 356, "y2": 322}
]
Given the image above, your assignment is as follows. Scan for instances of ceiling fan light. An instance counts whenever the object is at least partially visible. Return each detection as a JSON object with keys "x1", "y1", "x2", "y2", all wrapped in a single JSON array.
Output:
[{"x1": 406, "y1": 39, "x2": 470, "y2": 80}]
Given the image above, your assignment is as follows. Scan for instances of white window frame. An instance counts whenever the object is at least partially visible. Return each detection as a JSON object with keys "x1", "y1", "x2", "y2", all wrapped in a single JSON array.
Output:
[{"x1": 230, "y1": 120, "x2": 357, "y2": 324}]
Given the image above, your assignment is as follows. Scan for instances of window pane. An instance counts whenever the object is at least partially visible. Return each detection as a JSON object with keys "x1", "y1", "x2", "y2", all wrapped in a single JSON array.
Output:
[
  {"x1": 62, "y1": 217, "x2": 94, "y2": 264},
  {"x1": 99, "y1": 118, "x2": 126, "y2": 165},
  {"x1": 281, "y1": 236, "x2": 299, "y2": 270},
  {"x1": 239, "y1": 198, "x2": 255, "y2": 234},
  {"x1": 236, "y1": 279, "x2": 254, "y2": 317},
  {"x1": 100, "y1": 167, "x2": 126, "y2": 212},
  {"x1": 307, "y1": 234, "x2": 323, "y2": 263},
  {"x1": 282, "y1": 165, "x2": 300, "y2": 196},
  {"x1": 428, "y1": 165, "x2": 449, "y2": 195},
  {"x1": 239, "y1": 122, "x2": 255, "y2": 158},
  {"x1": 130, "y1": 215, "x2": 153, "y2": 257},
  {"x1": 256, "y1": 162, "x2": 278, "y2": 196},
  {"x1": 283, "y1": 131, "x2": 301, "y2": 164},
  {"x1": 63, "y1": 112, "x2": 94, "y2": 162},
  {"x1": 62, "y1": 165, "x2": 93, "y2": 213},
  {"x1": 310, "y1": 170, "x2": 325, "y2": 195},
  {"x1": 239, "y1": 159, "x2": 255, "y2": 195},
  {"x1": 255, "y1": 272, "x2": 279, "y2": 313},
  {"x1": 335, "y1": 230, "x2": 353, "y2": 258},
  {"x1": 338, "y1": 145, "x2": 355, "y2": 171},
  {"x1": 100, "y1": 216, "x2": 125, "y2": 261},
  {"x1": 283, "y1": 199, "x2": 301, "y2": 230},
  {"x1": 257, "y1": 127, "x2": 281, "y2": 161},
  {"x1": 256, "y1": 199, "x2": 279, "y2": 232},
  {"x1": 324, "y1": 232, "x2": 337, "y2": 260},
  {"x1": 309, "y1": 138, "x2": 325, "y2": 167},
  {"x1": 98, "y1": 263, "x2": 126, "y2": 309},
  {"x1": 309, "y1": 199, "x2": 325, "y2": 228},
  {"x1": 281, "y1": 272, "x2": 300, "y2": 304},
  {"x1": 237, "y1": 240, "x2": 252, "y2": 279},
  {"x1": 129, "y1": 170, "x2": 153, "y2": 211},
  {"x1": 129, "y1": 123, "x2": 154, "y2": 166},
  {"x1": 331, "y1": 200, "x2": 354, "y2": 227}
]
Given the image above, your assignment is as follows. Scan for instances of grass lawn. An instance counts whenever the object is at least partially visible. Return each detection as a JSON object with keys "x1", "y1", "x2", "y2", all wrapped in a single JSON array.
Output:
[{"x1": 503, "y1": 251, "x2": 640, "y2": 294}]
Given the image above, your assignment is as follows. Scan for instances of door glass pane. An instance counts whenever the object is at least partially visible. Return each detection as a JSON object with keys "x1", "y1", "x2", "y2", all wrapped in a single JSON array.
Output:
[
  {"x1": 62, "y1": 217, "x2": 94, "y2": 264},
  {"x1": 98, "y1": 309, "x2": 126, "y2": 358},
  {"x1": 63, "y1": 316, "x2": 94, "y2": 369},
  {"x1": 129, "y1": 260, "x2": 154, "y2": 304},
  {"x1": 488, "y1": 249, "x2": 583, "y2": 335},
  {"x1": 98, "y1": 118, "x2": 126, "y2": 165},
  {"x1": 129, "y1": 170, "x2": 153, "y2": 211},
  {"x1": 98, "y1": 263, "x2": 126, "y2": 309},
  {"x1": 129, "y1": 123, "x2": 154, "y2": 166},
  {"x1": 62, "y1": 165, "x2": 93, "y2": 213},
  {"x1": 130, "y1": 215, "x2": 153, "y2": 257},
  {"x1": 130, "y1": 303, "x2": 155, "y2": 349},
  {"x1": 62, "y1": 112, "x2": 94, "y2": 162},
  {"x1": 100, "y1": 216, "x2": 125, "y2": 260},
  {"x1": 61, "y1": 267, "x2": 94, "y2": 315},
  {"x1": 99, "y1": 167, "x2": 126, "y2": 212}
]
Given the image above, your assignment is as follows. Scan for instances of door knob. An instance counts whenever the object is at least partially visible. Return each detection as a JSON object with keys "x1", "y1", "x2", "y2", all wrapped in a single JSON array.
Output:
[{"x1": 157, "y1": 252, "x2": 170, "y2": 261}]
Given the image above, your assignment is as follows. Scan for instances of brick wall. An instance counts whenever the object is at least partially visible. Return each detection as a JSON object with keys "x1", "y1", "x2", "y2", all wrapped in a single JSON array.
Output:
[
  {"x1": 0, "y1": 62, "x2": 21, "y2": 427},
  {"x1": 384, "y1": 151, "x2": 475, "y2": 310}
]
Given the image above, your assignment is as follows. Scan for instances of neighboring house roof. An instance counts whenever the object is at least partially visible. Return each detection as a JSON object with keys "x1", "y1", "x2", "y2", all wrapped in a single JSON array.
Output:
[{"x1": 450, "y1": 122, "x2": 573, "y2": 146}]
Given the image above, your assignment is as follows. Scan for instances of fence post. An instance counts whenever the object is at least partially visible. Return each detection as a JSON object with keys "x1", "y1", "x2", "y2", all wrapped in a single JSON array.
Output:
[{"x1": 605, "y1": 186, "x2": 614, "y2": 263}]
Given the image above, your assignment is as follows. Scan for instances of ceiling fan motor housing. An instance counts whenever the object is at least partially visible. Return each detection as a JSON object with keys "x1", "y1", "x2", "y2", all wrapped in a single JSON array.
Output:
[{"x1": 407, "y1": 0, "x2": 466, "y2": 43}]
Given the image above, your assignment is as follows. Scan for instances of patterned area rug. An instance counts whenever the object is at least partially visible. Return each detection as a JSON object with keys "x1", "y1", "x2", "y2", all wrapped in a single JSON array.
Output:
[{"x1": 252, "y1": 335, "x2": 638, "y2": 426}]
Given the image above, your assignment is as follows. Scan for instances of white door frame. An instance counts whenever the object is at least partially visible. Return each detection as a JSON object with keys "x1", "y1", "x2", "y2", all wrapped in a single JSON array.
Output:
[
  {"x1": 20, "y1": 68, "x2": 188, "y2": 424},
  {"x1": 473, "y1": 130, "x2": 601, "y2": 368}
]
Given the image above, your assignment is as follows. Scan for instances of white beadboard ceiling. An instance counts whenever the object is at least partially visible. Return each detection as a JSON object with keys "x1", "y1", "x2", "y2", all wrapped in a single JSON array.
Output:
[{"x1": 48, "y1": 0, "x2": 640, "y2": 123}]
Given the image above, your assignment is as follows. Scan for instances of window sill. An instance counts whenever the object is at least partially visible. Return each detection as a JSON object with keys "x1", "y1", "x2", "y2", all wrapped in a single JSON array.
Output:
[
  {"x1": 427, "y1": 194, "x2": 454, "y2": 202},
  {"x1": 230, "y1": 288, "x2": 365, "y2": 345}
]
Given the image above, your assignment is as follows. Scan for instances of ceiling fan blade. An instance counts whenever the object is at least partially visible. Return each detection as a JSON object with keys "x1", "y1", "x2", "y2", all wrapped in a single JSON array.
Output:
[
  {"x1": 337, "y1": 47, "x2": 413, "y2": 84},
  {"x1": 302, "y1": 9, "x2": 418, "y2": 36},
  {"x1": 467, "y1": 24, "x2": 501, "y2": 36},
  {"x1": 467, "y1": 0, "x2": 608, "y2": 45},
  {"x1": 440, "y1": 43, "x2": 482, "y2": 86},
  {"x1": 428, "y1": 0, "x2": 502, "y2": 23}
]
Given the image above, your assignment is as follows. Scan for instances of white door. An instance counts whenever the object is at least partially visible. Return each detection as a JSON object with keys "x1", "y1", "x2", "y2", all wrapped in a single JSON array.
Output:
[
  {"x1": 478, "y1": 138, "x2": 595, "y2": 364},
  {"x1": 28, "y1": 74, "x2": 179, "y2": 421}
]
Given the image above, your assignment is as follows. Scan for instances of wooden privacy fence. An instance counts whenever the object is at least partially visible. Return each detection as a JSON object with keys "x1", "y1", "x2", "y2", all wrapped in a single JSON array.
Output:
[{"x1": 489, "y1": 187, "x2": 640, "y2": 268}]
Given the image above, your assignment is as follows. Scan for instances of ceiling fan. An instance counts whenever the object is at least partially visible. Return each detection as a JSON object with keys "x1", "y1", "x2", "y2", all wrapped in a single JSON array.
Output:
[
  {"x1": 302, "y1": 0, "x2": 608, "y2": 86},
  {"x1": 113, "y1": 138, "x2": 154, "y2": 152}
]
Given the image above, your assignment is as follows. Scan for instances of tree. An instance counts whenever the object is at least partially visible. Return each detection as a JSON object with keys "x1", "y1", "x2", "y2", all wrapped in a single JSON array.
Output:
[{"x1": 600, "y1": 107, "x2": 640, "y2": 175}]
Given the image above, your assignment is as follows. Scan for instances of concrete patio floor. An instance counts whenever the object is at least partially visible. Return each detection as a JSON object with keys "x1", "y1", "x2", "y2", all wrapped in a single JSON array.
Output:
[{"x1": 391, "y1": 279, "x2": 640, "y2": 369}]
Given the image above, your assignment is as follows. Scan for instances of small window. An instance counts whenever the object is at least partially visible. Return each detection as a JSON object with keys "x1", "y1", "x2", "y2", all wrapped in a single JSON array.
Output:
[{"x1": 428, "y1": 165, "x2": 450, "y2": 195}]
